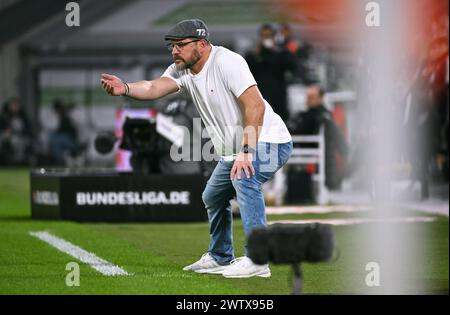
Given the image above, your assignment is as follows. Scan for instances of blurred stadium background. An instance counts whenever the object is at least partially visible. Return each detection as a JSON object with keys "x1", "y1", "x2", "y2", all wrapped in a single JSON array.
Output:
[{"x1": 0, "y1": 0, "x2": 448, "y2": 294}]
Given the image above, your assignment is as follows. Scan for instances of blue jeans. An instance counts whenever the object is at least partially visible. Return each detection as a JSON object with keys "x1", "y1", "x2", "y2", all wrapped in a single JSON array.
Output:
[{"x1": 202, "y1": 141, "x2": 293, "y2": 265}]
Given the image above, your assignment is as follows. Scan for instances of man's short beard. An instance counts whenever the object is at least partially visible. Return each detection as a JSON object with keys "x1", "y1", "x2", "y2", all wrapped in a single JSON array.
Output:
[{"x1": 175, "y1": 50, "x2": 201, "y2": 71}]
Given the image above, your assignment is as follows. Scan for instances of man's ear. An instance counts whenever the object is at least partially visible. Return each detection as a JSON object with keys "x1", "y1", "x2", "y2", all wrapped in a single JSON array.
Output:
[{"x1": 201, "y1": 39, "x2": 209, "y2": 48}]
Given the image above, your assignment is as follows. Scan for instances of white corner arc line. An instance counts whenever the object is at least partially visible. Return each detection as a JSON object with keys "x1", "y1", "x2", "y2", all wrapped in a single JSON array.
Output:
[{"x1": 29, "y1": 231, "x2": 130, "y2": 276}]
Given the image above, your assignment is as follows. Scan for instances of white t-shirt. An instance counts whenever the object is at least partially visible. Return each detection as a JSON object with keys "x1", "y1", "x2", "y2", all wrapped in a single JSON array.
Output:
[{"x1": 162, "y1": 45, "x2": 292, "y2": 158}]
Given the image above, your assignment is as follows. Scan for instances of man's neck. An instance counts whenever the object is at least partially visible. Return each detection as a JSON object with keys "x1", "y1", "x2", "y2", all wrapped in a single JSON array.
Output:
[{"x1": 190, "y1": 45, "x2": 212, "y2": 75}]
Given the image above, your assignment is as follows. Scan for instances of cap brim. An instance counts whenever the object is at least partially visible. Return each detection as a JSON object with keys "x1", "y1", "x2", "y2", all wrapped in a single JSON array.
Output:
[{"x1": 164, "y1": 35, "x2": 189, "y2": 41}]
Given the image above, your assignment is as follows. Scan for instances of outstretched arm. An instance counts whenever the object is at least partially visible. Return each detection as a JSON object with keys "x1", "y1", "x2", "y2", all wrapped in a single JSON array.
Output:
[{"x1": 101, "y1": 73, "x2": 179, "y2": 101}]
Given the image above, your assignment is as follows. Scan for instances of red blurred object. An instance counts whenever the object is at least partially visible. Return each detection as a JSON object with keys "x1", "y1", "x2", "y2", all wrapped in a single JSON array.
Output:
[
  {"x1": 286, "y1": 40, "x2": 300, "y2": 54},
  {"x1": 305, "y1": 163, "x2": 316, "y2": 175},
  {"x1": 332, "y1": 103, "x2": 347, "y2": 177}
]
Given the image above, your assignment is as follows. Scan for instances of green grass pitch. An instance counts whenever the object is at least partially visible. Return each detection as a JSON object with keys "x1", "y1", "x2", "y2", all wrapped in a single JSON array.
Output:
[{"x1": 0, "y1": 168, "x2": 448, "y2": 294}]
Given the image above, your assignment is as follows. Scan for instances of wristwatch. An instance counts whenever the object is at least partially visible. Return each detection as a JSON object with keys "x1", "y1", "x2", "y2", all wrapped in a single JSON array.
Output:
[{"x1": 241, "y1": 144, "x2": 256, "y2": 154}]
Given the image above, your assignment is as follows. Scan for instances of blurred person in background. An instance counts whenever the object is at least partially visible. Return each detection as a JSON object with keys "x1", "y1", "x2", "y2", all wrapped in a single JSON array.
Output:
[
  {"x1": 422, "y1": 35, "x2": 448, "y2": 183},
  {"x1": 0, "y1": 97, "x2": 32, "y2": 165},
  {"x1": 48, "y1": 99, "x2": 83, "y2": 166},
  {"x1": 287, "y1": 85, "x2": 349, "y2": 190},
  {"x1": 276, "y1": 23, "x2": 301, "y2": 55},
  {"x1": 423, "y1": 36, "x2": 448, "y2": 126},
  {"x1": 245, "y1": 24, "x2": 297, "y2": 121},
  {"x1": 404, "y1": 36, "x2": 448, "y2": 198},
  {"x1": 276, "y1": 23, "x2": 314, "y2": 85}
]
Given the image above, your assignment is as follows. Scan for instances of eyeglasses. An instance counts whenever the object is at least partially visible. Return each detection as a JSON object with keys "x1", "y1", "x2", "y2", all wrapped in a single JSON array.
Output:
[{"x1": 166, "y1": 39, "x2": 200, "y2": 52}]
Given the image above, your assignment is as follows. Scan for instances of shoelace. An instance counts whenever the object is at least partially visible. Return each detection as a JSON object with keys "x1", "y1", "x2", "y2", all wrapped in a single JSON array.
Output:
[
  {"x1": 229, "y1": 256, "x2": 251, "y2": 268},
  {"x1": 199, "y1": 252, "x2": 212, "y2": 262}
]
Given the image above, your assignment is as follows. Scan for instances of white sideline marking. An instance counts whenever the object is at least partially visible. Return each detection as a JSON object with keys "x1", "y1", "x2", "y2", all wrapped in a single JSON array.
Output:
[
  {"x1": 268, "y1": 216, "x2": 436, "y2": 226},
  {"x1": 29, "y1": 231, "x2": 130, "y2": 276},
  {"x1": 265, "y1": 205, "x2": 373, "y2": 215}
]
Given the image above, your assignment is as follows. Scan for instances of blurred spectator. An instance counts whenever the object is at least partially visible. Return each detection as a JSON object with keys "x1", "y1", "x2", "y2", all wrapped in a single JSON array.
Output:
[
  {"x1": 245, "y1": 24, "x2": 297, "y2": 121},
  {"x1": 48, "y1": 99, "x2": 84, "y2": 165},
  {"x1": 425, "y1": 36, "x2": 448, "y2": 181},
  {"x1": 403, "y1": 36, "x2": 449, "y2": 198},
  {"x1": 0, "y1": 97, "x2": 33, "y2": 165},
  {"x1": 287, "y1": 85, "x2": 349, "y2": 190},
  {"x1": 276, "y1": 23, "x2": 301, "y2": 55},
  {"x1": 276, "y1": 23, "x2": 315, "y2": 84},
  {"x1": 431, "y1": 11, "x2": 449, "y2": 40}
]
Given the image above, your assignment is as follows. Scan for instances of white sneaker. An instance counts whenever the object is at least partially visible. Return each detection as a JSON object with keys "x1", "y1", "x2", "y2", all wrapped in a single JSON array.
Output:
[
  {"x1": 183, "y1": 252, "x2": 230, "y2": 274},
  {"x1": 222, "y1": 256, "x2": 271, "y2": 278}
]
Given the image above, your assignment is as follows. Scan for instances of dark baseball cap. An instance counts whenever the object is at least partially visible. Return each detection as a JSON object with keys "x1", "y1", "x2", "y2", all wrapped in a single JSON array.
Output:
[{"x1": 164, "y1": 19, "x2": 209, "y2": 41}]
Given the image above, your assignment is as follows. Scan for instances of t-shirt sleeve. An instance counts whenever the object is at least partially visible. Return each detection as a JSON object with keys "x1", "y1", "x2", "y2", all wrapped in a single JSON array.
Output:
[
  {"x1": 220, "y1": 52, "x2": 257, "y2": 98},
  {"x1": 161, "y1": 64, "x2": 183, "y2": 90}
]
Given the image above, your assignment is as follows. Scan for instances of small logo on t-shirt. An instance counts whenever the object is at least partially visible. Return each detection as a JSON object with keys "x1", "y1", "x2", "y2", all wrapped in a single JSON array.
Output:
[{"x1": 210, "y1": 89, "x2": 214, "y2": 92}]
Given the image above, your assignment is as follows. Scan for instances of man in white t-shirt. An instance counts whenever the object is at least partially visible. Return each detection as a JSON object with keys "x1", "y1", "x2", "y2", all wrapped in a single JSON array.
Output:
[{"x1": 101, "y1": 19, "x2": 292, "y2": 278}]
